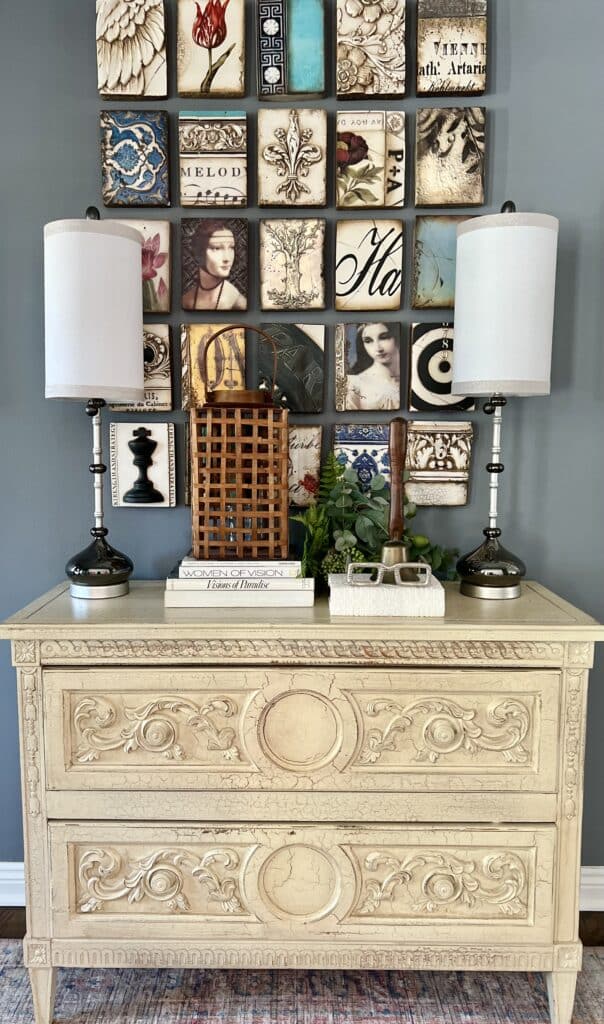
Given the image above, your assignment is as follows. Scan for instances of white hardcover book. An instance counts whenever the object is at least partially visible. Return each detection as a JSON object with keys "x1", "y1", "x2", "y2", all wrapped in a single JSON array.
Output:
[
  {"x1": 179, "y1": 561, "x2": 302, "y2": 580},
  {"x1": 167, "y1": 577, "x2": 313, "y2": 592},
  {"x1": 164, "y1": 589, "x2": 315, "y2": 608}
]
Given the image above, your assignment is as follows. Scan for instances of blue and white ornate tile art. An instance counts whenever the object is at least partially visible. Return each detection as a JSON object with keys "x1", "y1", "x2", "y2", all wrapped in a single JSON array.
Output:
[
  {"x1": 334, "y1": 423, "x2": 390, "y2": 491},
  {"x1": 101, "y1": 110, "x2": 170, "y2": 207},
  {"x1": 257, "y1": 0, "x2": 325, "y2": 98}
]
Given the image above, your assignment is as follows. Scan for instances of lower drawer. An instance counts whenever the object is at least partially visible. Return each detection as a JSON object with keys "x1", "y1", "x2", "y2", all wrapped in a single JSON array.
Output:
[{"x1": 49, "y1": 822, "x2": 555, "y2": 945}]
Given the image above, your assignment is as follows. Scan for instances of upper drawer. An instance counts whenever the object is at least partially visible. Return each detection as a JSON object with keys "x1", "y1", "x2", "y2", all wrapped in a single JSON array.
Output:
[{"x1": 43, "y1": 667, "x2": 560, "y2": 793}]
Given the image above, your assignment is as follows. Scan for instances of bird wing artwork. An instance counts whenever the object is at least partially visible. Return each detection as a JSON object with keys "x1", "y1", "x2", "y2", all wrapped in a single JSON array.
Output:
[{"x1": 96, "y1": 0, "x2": 167, "y2": 97}]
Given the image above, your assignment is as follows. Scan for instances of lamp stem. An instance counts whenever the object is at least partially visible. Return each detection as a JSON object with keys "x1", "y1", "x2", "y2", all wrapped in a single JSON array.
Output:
[
  {"x1": 488, "y1": 395, "x2": 503, "y2": 530},
  {"x1": 85, "y1": 399, "x2": 107, "y2": 538}
]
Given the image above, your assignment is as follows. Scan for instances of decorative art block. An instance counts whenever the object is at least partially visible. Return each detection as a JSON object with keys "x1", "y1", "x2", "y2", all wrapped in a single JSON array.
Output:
[
  {"x1": 409, "y1": 324, "x2": 475, "y2": 412},
  {"x1": 417, "y1": 0, "x2": 487, "y2": 96},
  {"x1": 256, "y1": 323, "x2": 324, "y2": 412},
  {"x1": 336, "y1": 0, "x2": 406, "y2": 99},
  {"x1": 111, "y1": 325, "x2": 173, "y2": 412},
  {"x1": 413, "y1": 215, "x2": 470, "y2": 308},
  {"x1": 177, "y1": 0, "x2": 245, "y2": 97},
  {"x1": 406, "y1": 420, "x2": 474, "y2": 506},
  {"x1": 258, "y1": 108, "x2": 327, "y2": 207},
  {"x1": 180, "y1": 323, "x2": 245, "y2": 408},
  {"x1": 336, "y1": 111, "x2": 405, "y2": 210},
  {"x1": 120, "y1": 219, "x2": 170, "y2": 313},
  {"x1": 96, "y1": 0, "x2": 167, "y2": 97},
  {"x1": 335, "y1": 322, "x2": 401, "y2": 412},
  {"x1": 100, "y1": 110, "x2": 169, "y2": 207},
  {"x1": 181, "y1": 218, "x2": 248, "y2": 310},
  {"x1": 110, "y1": 422, "x2": 176, "y2": 507},
  {"x1": 257, "y1": 0, "x2": 326, "y2": 99},
  {"x1": 335, "y1": 219, "x2": 404, "y2": 312},
  {"x1": 179, "y1": 111, "x2": 247, "y2": 207},
  {"x1": 334, "y1": 423, "x2": 390, "y2": 490},
  {"x1": 415, "y1": 107, "x2": 485, "y2": 206},
  {"x1": 260, "y1": 219, "x2": 325, "y2": 311},
  {"x1": 288, "y1": 425, "x2": 323, "y2": 507}
]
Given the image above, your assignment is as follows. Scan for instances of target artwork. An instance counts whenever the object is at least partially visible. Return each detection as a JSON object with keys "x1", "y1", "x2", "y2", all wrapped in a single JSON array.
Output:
[{"x1": 409, "y1": 324, "x2": 474, "y2": 412}]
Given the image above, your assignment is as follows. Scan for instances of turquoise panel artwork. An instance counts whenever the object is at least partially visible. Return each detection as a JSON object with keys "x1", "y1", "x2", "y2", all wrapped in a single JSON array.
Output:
[
  {"x1": 287, "y1": 0, "x2": 325, "y2": 95},
  {"x1": 412, "y1": 215, "x2": 470, "y2": 309}
]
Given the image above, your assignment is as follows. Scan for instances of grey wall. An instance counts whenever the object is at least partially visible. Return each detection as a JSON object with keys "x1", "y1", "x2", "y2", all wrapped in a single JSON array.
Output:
[{"x1": 1, "y1": 0, "x2": 603, "y2": 866}]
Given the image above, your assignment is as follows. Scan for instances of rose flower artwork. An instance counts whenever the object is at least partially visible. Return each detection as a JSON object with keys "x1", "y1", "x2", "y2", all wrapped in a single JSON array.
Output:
[{"x1": 178, "y1": 0, "x2": 245, "y2": 97}]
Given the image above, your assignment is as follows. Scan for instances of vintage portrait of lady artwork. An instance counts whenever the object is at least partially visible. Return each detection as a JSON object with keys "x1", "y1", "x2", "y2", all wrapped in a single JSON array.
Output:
[
  {"x1": 181, "y1": 217, "x2": 247, "y2": 311},
  {"x1": 335, "y1": 322, "x2": 401, "y2": 411}
]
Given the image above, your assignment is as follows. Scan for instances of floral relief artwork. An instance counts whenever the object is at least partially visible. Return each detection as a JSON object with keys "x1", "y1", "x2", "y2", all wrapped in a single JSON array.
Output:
[
  {"x1": 177, "y1": 0, "x2": 245, "y2": 97},
  {"x1": 180, "y1": 323, "x2": 245, "y2": 408},
  {"x1": 111, "y1": 325, "x2": 173, "y2": 413},
  {"x1": 179, "y1": 111, "x2": 247, "y2": 207},
  {"x1": 258, "y1": 109, "x2": 327, "y2": 207},
  {"x1": 100, "y1": 110, "x2": 169, "y2": 207},
  {"x1": 120, "y1": 219, "x2": 170, "y2": 313},
  {"x1": 336, "y1": 0, "x2": 406, "y2": 99},
  {"x1": 406, "y1": 420, "x2": 474, "y2": 506},
  {"x1": 335, "y1": 322, "x2": 401, "y2": 411},
  {"x1": 337, "y1": 111, "x2": 405, "y2": 209},
  {"x1": 415, "y1": 106, "x2": 486, "y2": 206},
  {"x1": 288, "y1": 425, "x2": 323, "y2": 507},
  {"x1": 181, "y1": 218, "x2": 247, "y2": 310},
  {"x1": 413, "y1": 215, "x2": 470, "y2": 308},
  {"x1": 96, "y1": 0, "x2": 167, "y2": 97},
  {"x1": 335, "y1": 219, "x2": 404, "y2": 311},
  {"x1": 260, "y1": 219, "x2": 326, "y2": 311},
  {"x1": 256, "y1": 324, "x2": 324, "y2": 412}
]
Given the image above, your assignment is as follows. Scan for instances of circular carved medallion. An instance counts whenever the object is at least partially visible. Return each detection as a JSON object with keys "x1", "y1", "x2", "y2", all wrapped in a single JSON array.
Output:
[
  {"x1": 259, "y1": 691, "x2": 342, "y2": 772},
  {"x1": 259, "y1": 845, "x2": 339, "y2": 921}
]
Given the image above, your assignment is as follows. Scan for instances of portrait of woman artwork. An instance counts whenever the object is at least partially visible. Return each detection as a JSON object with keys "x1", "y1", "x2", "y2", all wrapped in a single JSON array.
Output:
[
  {"x1": 335, "y1": 322, "x2": 401, "y2": 411},
  {"x1": 181, "y1": 217, "x2": 247, "y2": 311}
]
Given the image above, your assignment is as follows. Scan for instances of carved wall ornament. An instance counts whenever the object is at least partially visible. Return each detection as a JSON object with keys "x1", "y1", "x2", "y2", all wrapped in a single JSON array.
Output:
[
  {"x1": 39, "y1": 637, "x2": 566, "y2": 665},
  {"x1": 25, "y1": 941, "x2": 50, "y2": 966},
  {"x1": 566, "y1": 642, "x2": 592, "y2": 667},
  {"x1": 358, "y1": 697, "x2": 531, "y2": 765},
  {"x1": 406, "y1": 420, "x2": 474, "y2": 506},
  {"x1": 73, "y1": 695, "x2": 241, "y2": 764},
  {"x1": 77, "y1": 847, "x2": 245, "y2": 915},
  {"x1": 14, "y1": 640, "x2": 38, "y2": 664},
  {"x1": 355, "y1": 850, "x2": 527, "y2": 918},
  {"x1": 261, "y1": 110, "x2": 323, "y2": 204}
]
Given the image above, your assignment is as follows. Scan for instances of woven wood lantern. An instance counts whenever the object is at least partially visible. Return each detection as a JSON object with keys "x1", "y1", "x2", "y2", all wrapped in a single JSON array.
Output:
[{"x1": 190, "y1": 325, "x2": 290, "y2": 561}]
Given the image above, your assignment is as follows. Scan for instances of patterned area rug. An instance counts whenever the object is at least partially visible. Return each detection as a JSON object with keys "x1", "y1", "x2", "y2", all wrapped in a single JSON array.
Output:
[{"x1": 1, "y1": 942, "x2": 603, "y2": 1023}]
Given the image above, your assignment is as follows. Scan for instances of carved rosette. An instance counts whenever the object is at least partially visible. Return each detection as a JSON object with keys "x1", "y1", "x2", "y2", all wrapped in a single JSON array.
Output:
[
  {"x1": 77, "y1": 847, "x2": 245, "y2": 915},
  {"x1": 358, "y1": 697, "x2": 530, "y2": 766},
  {"x1": 73, "y1": 695, "x2": 241, "y2": 763},
  {"x1": 40, "y1": 638, "x2": 565, "y2": 665},
  {"x1": 354, "y1": 850, "x2": 528, "y2": 919},
  {"x1": 13, "y1": 640, "x2": 38, "y2": 665},
  {"x1": 179, "y1": 122, "x2": 247, "y2": 153}
]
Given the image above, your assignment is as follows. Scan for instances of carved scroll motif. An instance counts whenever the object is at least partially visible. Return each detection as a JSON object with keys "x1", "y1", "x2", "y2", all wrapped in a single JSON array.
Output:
[
  {"x1": 77, "y1": 847, "x2": 244, "y2": 915},
  {"x1": 73, "y1": 695, "x2": 241, "y2": 763},
  {"x1": 355, "y1": 850, "x2": 528, "y2": 918},
  {"x1": 358, "y1": 697, "x2": 531, "y2": 765}
]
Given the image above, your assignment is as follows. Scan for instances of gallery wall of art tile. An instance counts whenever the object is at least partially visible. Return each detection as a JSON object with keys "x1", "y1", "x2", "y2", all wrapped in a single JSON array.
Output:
[{"x1": 96, "y1": 0, "x2": 489, "y2": 514}]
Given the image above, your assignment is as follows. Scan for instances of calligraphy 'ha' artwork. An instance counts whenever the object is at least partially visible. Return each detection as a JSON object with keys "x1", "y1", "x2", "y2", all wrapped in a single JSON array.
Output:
[
  {"x1": 417, "y1": 0, "x2": 487, "y2": 96},
  {"x1": 335, "y1": 219, "x2": 404, "y2": 312},
  {"x1": 179, "y1": 111, "x2": 247, "y2": 207},
  {"x1": 336, "y1": 0, "x2": 406, "y2": 99},
  {"x1": 336, "y1": 111, "x2": 405, "y2": 209},
  {"x1": 260, "y1": 219, "x2": 326, "y2": 311}
]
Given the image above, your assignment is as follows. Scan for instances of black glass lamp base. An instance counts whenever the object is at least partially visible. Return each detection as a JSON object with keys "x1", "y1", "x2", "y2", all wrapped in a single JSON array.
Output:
[
  {"x1": 66, "y1": 535, "x2": 133, "y2": 600},
  {"x1": 457, "y1": 531, "x2": 526, "y2": 601}
]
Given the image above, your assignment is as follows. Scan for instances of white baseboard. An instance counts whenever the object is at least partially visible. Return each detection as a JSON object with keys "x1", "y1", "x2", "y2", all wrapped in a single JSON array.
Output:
[{"x1": 1, "y1": 862, "x2": 603, "y2": 911}]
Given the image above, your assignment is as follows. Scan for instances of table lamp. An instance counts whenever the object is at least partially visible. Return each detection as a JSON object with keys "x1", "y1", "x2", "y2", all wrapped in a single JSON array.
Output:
[
  {"x1": 44, "y1": 210, "x2": 144, "y2": 599},
  {"x1": 452, "y1": 202, "x2": 559, "y2": 600}
]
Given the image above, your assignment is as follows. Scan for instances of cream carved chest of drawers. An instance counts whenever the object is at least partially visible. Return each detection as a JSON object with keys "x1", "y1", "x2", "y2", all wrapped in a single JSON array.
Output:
[{"x1": 2, "y1": 580, "x2": 602, "y2": 1024}]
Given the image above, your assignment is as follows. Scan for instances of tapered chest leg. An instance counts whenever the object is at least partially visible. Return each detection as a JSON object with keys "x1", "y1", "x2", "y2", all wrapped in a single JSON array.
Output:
[
  {"x1": 29, "y1": 967, "x2": 56, "y2": 1024},
  {"x1": 546, "y1": 971, "x2": 578, "y2": 1024}
]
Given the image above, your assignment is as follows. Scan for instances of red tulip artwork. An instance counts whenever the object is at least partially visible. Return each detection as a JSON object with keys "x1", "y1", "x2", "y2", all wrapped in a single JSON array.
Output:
[{"x1": 192, "y1": 0, "x2": 236, "y2": 93}]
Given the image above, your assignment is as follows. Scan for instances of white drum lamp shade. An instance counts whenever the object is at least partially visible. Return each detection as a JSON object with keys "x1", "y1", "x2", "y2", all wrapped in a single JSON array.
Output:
[
  {"x1": 44, "y1": 219, "x2": 144, "y2": 402},
  {"x1": 452, "y1": 212, "x2": 559, "y2": 396}
]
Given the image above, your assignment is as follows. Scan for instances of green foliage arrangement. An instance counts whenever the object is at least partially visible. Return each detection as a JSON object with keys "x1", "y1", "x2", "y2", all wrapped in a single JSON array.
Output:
[{"x1": 291, "y1": 453, "x2": 458, "y2": 582}]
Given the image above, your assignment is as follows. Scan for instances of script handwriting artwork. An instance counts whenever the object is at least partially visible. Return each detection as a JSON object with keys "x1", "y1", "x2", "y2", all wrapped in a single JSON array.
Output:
[{"x1": 335, "y1": 220, "x2": 404, "y2": 311}]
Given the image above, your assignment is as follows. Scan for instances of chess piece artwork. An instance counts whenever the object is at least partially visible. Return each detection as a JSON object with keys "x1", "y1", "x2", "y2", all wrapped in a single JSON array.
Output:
[{"x1": 110, "y1": 422, "x2": 176, "y2": 507}]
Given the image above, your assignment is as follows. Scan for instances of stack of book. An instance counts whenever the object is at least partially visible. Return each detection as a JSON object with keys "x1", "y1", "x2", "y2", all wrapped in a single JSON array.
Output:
[{"x1": 164, "y1": 557, "x2": 314, "y2": 608}]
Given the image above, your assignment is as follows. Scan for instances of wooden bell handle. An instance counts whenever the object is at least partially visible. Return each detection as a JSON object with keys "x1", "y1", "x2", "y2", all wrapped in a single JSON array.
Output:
[{"x1": 388, "y1": 417, "x2": 407, "y2": 542}]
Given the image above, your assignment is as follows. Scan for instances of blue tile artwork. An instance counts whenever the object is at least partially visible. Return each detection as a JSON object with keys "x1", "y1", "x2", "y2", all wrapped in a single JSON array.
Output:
[
  {"x1": 101, "y1": 110, "x2": 169, "y2": 207},
  {"x1": 412, "y1": 215, "x2": 469, "y2": 309},
  {"x1": 334, "y1": 423, "x2": 390, "y2": 491},
  {"x1": 257, "y1": 0, "x2": 325, "y2": 98}
]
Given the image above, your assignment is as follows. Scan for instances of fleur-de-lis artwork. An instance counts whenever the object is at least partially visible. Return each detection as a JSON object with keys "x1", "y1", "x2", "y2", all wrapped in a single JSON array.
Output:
[
  {"x1": 258, "y1": 110, "x2": 326, "y2": 206},
  {"x1": 177, "y1": 0, "x2": 245, "y2": 97}
]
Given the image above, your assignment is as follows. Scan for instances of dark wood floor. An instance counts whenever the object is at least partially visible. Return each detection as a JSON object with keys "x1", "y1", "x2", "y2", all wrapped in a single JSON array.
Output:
[{"x1": 1, "y1": 908, "x2": 602, "y2": 943}]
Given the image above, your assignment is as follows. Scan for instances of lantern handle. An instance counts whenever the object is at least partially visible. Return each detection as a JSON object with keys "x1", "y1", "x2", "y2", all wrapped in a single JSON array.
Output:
[{"x1": 202, "y1": 324, "x2": 279, "y2": 394}]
